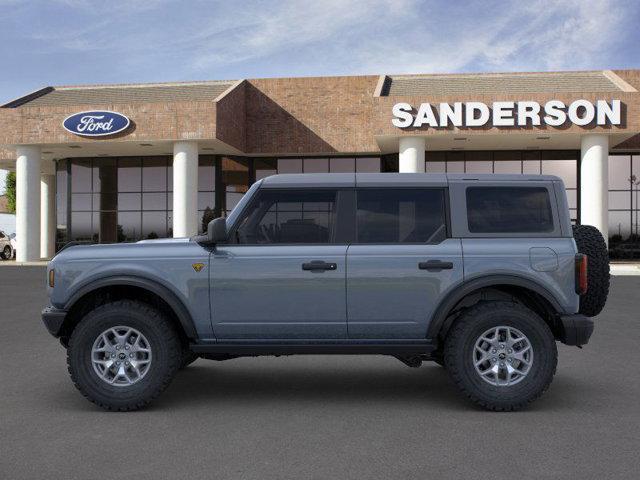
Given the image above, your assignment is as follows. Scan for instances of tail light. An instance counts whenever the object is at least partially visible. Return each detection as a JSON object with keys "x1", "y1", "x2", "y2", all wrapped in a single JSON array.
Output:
[{"x1": 575, "y1": 254, "x2": 588, "y2": 295}]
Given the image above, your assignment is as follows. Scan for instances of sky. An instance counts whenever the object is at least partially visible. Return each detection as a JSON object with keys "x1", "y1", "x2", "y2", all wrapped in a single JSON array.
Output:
[{"x1": 1, "y1": 0, "x2": 639, "y2": 193}]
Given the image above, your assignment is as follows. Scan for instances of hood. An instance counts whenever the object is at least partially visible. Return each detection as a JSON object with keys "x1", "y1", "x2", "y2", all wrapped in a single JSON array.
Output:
[{"x1": 52, "y1": 237, "x2": 193, "y2": 263}]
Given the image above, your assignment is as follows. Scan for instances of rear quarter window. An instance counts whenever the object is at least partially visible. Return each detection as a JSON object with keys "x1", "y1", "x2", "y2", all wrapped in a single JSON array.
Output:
[{"x1": 466, "y1": 187, "x2": 554, "y2": 233}]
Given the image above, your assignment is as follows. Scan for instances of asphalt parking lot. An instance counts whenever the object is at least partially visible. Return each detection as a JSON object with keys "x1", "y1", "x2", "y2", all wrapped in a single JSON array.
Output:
[{"x1": 1, "y1": 267, "x2": 639, "y2": 479}]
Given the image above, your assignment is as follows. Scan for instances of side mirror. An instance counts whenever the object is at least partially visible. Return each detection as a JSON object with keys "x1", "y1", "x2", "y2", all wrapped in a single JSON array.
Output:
[{"x1": 207, "y1": 217, "x2": 228, "y2": 244}]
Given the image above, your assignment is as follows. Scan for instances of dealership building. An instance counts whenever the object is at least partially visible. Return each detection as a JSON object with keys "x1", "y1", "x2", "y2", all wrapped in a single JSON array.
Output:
[{"x1": 0, "y1": 69, "x2": 639, "y2": 262}]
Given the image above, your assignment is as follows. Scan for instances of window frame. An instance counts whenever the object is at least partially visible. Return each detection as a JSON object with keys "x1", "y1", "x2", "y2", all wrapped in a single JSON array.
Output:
[
  {"x1": 353, "y1": 187, "x2": 450, "y2": 245},
  {"x1": 226, "y1": 187, "x2": 353, "y2": 246}
]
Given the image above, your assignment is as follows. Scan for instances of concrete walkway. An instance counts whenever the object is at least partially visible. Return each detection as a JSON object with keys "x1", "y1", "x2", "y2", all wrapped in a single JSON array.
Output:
[{"x1": 610, "y1": 263, "x2": 640, "y2": 276}]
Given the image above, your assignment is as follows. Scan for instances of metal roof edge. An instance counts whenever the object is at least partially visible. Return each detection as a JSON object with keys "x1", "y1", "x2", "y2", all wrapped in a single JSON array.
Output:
[{"x1": 1, "y1": 86, "x2": 54, "y2": 108}]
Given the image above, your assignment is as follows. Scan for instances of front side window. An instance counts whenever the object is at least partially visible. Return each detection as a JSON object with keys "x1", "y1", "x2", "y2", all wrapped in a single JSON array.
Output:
[
  {"x1": 466, "y1": 187, "x2": 554, "y2": 233},
  {"x1": 235, "y1": 189, "x2": 338, "y2": 244},
  {"x1": 356, "y1": 189, "x2": 447, "y2": 243}
]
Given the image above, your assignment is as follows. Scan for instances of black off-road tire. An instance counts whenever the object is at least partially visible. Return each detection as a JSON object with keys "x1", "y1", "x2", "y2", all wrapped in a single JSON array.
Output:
[
  {"x1": 1, "y1": 245, "x2": 11, "y2": 260},
  {"x1": 180, "y1": 350, "x2": 199, "y2": 369},
  {"x1": 572, "y1": 224, "x2": 610, "y2": 317},
  {"x1": 67, "y1": 300, "x2": 182, "y2": 411},
  {"x1": 444, "y1": 301, "x2": 557, "y2": 411}
]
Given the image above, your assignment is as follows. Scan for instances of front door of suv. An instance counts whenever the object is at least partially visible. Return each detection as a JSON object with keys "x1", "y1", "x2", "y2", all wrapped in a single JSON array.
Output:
[
  {"x1": 211, "y1": 188, "x2": 350, "y2": 340},
  {"x1": 346, "y1": 187, "x2": 463, "y2": 339}
]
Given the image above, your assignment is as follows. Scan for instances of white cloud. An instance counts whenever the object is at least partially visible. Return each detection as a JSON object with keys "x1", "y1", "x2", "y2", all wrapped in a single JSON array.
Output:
[
  {"x1": 351, "y1": 0, "x2": 629, "y2": 74},
  {"x1": 189, "y1": 0, "x2": 414, "y2": 70},
  {"x1": 6, "y1": 0, "x2": 637, "y2": 87}
]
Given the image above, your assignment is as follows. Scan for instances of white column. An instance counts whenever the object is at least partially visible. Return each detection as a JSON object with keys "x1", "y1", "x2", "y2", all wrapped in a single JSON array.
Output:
[
  {"x1": 580, "y1": 134, "x2": 609, "y2": 244},
  {"x1": 40, "y1": 173, "x2": 56, "y2": 259},
  {"x1": 15, "y1": 146, "x2": 41, "y2": 262},
  {"x1": 172, "y1": 141, "x2": 199, "y2": 237},
  {"x1": 399, "y1": 137, "x2": 425, "y2": 173}
]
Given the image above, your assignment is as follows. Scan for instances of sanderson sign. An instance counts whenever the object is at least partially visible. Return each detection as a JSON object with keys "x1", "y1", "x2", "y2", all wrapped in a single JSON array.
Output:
[
  {"x1": 391, "y1": 99, "x2": 622, "y2": 128},
  {"x1": 63, "y1": 110, "x2": 131, "y2": 137}
]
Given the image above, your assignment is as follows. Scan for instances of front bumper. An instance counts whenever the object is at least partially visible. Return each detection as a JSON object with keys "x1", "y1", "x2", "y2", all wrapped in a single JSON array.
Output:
[
  {"x1": 42, "y1": 306, "x2": 67, "y2": 337},
  {"x1": 558, "y1": 314, "x2": 594, "y2": 346}
]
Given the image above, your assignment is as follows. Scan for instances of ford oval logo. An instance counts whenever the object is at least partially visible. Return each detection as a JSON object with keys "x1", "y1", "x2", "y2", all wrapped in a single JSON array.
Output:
[{"x1": 62, "y1": 110, "x2": 130, "y2": 137}]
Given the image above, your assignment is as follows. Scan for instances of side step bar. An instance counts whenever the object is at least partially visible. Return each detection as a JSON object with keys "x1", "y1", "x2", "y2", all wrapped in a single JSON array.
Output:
[{"x1": 190, "y1": 340, "x2": 436, "y2": 356}]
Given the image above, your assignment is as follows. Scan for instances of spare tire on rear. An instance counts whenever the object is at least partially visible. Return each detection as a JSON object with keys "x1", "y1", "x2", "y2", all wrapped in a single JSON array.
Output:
[{"x1": 572, "y1": 224, "x2": 610, "y2": 317}]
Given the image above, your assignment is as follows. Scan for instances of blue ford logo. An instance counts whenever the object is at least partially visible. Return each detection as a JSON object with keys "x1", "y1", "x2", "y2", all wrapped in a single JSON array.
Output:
[{"x1": 63, "y1": 110, "x2": 130, "y2": 137}]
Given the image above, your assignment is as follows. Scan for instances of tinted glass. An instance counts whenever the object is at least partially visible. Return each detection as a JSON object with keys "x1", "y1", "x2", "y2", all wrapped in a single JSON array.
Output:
[
  {"x1": 356, "y1": 189, "x2": 446, "y2": 243},
  {"x1": 466, "y1": 187, "x2": 553, "y2": 233},
  {"x1": 235, "y1": 189, "x2": 338, "y2": 244}
]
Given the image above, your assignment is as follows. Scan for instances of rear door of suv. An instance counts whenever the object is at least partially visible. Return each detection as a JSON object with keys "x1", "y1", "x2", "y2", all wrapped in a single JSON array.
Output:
[{"x1": 346, "y1": 175, "x2": 464, "y2": 339}]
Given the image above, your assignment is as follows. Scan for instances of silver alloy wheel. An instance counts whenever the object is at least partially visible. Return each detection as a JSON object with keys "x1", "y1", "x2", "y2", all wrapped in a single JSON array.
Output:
[
  {"x1": 91, "y1": 326, "x2": 152, "y2": 387},
  {"x1": 473, "y1": 326, "x2": 533, "y2": 387}
]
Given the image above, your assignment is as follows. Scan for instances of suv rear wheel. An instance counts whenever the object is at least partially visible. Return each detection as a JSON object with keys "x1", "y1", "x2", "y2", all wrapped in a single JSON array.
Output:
[
  {"x1": 67, "y1": 300, "x2": 182, "y2": 411},
  {"x1": 444, "y1": 301, "x2": 557, "y2": 411}
]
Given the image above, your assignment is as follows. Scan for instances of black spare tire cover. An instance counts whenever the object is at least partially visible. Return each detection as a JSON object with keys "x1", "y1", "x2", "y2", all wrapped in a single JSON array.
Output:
[{"x1": 572, "y1": 224, "x2": 610, "y2": 317}]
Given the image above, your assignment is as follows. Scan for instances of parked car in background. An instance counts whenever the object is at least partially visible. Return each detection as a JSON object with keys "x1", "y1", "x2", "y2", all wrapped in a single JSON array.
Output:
[
  {"x1": 8, "y1": 232, "x2": 16, "y2": 258},
  {"x1": 0, "y1": 230, "x2": 14, "y2": 260}
]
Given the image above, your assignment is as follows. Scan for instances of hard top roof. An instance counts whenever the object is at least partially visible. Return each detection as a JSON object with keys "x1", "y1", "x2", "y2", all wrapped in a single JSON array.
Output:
[{"x1": 259, "y1": 173, "x2": 562, "y2": 188}]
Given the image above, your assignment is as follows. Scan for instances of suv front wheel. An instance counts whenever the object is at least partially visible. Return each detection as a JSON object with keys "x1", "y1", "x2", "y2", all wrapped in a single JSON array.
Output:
[
  {"x1": 67, "y1": 300, "x2": 182, "y2": 411},
  {"x1": 444, "y1": 301, "x2": 557, "y2": 411}
]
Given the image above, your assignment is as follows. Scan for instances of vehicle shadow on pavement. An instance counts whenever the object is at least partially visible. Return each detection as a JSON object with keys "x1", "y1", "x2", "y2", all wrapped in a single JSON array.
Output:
[
  {"x1": 44, "y1": 357, "x2": 599, "y2": 413},
  {"x1": 159, "y1": 362, "x2": 471, "y2": 410},
  {"x1": 148, "y1": 360, "x2": 595, "y2": 412}
]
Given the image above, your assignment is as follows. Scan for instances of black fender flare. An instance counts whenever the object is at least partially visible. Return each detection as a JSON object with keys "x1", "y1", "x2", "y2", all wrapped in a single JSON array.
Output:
[
  {"x1": 64, "y1": 275, "x2": 198, "y2": 339},
  {"x1": 426, "y1": 274, "x2": 564, "y2": 340}
]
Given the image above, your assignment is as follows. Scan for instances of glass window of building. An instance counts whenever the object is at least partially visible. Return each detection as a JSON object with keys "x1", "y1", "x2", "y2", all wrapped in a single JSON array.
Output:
[
  {"x1": 465, "y1": 161, "x2": 493, "y2": 173},
  {"x1": 220, "y1": 157, "x2": 249, "y2": 218},
  {"x1": 330, "y1": 157, "x2": 355, "y2": 173},
  {"x1": 356, "y1": 157, "x2": 381, "y2": 172},
  {"x1": 522, "y1": 151, "x2": 542, "y2": 174},
  {"x1": 426, "y1": 161, "x2": 446, "y2": 173},
  {"x1": 198, "y1": 156, "x2": 216, "y2": 233},
  {"x1": 608, "y1": 154, "x2": 639, "y2": 259},
  {"x1": 255, "y1": 158, "x2": 277, "y2": 180},
  {"x1": 55, "y1": 160, "x2": 68, "y2": 249},
  {"x1": 304, "y1": 158, "x2": 329, "y2": 173},
  {"x1": 277, "y1": 158, "x2": 302, "y2": 173}
]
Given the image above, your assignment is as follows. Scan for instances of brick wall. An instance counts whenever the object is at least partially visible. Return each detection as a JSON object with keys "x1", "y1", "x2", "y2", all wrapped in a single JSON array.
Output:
[{"x1": 0, "y1": 71, "x2": 638, "y2": 157}]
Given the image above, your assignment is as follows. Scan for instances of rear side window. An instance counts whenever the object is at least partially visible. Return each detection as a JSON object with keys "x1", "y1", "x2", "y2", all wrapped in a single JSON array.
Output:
[
  {"x1": 356, "y1": 189, "x2": 447, "y2": 243},
  {"x1": 466, "y1": 187, "x2": 554, "y2": 233}
]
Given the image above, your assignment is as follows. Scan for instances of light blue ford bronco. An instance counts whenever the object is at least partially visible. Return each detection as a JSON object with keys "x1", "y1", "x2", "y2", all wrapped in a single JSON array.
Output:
[{"x1": 42, "y1": 173, "x2": 609, "y2": 411}]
